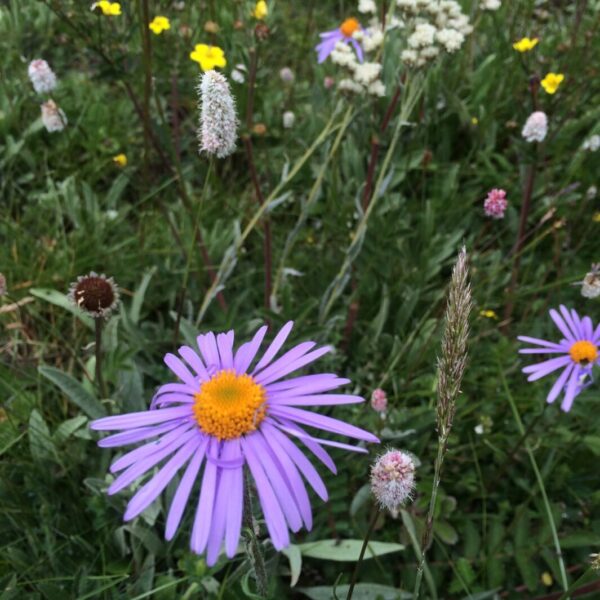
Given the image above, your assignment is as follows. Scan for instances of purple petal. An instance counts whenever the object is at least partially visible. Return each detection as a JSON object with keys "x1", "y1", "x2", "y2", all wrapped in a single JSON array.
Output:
[
  {"x1": 151, "y1": 393, "x2": 195, "y2": 409},
  {"x1": 124, "y1": 436, "x2": 202, "y2": 521},
  {"x1": 110, "y1": 421, "x2": 194, "y2": 473},
  {"x1": 245, "y1": 433, "x2": 302, "y2": 532},
  {"x1": 257, "y1": 431, "x2": 312, "y2": 529},
  {"x1": 108, "y1": 428, "x2": 199, "y2": 495},
  {"x1": 546, "y1": 363, "x2": 574, "y2": 405},
  {"x1": 233, "y1": 325, "x2": 268, "y2": 374},
  {"x1": 319, "y1": 29, "x2": 340, "y2": 39},
  {"x1": 270, "y1": 405, "x2": 379, "y2": 443},
  {"x1": 98, "y1": 421, "x2": 181, "y2": 448},
  {"x1": 253, "y1": 341, "x2": 315, "y2": 381},
  {"x1": 197, "y1": 332, "x2": 220, "y2": 371},
  {"x1": 524, "y1": 356, "x2": 572, "y2": 381},
  {"x1": 90, "y1": 406, "x2": 193, "y2": 431},
  {"x1": 178, "y1": 346, "x2": 209, "y2": 381},
  {"x1": 224, "y1": 441, "x2": 244, "y2": 557},
  {"x1": 255, "y1": 346, "x2": 332, "y2": 386},
  {"x1": 269, "y1": 393, "x2": 364, "y2": 407},
  {"x1": 560, "y1": 305, "x2": 581, "y2": 339},
  {"x1": 582, "y1": 316, "x2": 594, "y2": 341},
  {"x1": 519, "y1": 348, "x2": 566, "y2": 355},
  {"x1": 190, "y1": 440, "x2": 219, "y2": 553},
  {"x1": 316, "y1": 36, "x2": 341, "y2": 63},
  {"x1": 261, "y1": 421, "x2": 329, "y2": 500},
  {"x1": 561, "y1": 365, "x2": 581, "y2": 412},
  {"x1": 164, "y1": 353, "x2": 198, "y2": 388},
  {"x1": 165, "y1": 440, "x2": 207, "y2": 540},
  {"x1": 549, "y1": 309, "x2": 576, "y2": 343},
  {"x1": 154, "y1": 383, "x2": 197, "y2": 397},
  {"x1": 593, "y1": 323, "x2": 600, "y2": 343},
  {"x1": 266, "y1": 375, "x2": 348, "y2": 395},
  {"x1": 350, "y1": 38, "x2": 364, "y2": 62},
  {"x1": 216, "y1": 331, "x2": 235, "y2": 370},
  {"x1": 275, "y1": 421, "x2": 368, "y2": 454},
  {"x1": 517, "y1": 336, "x2": 566, "y2": 351},
  {"x1": 241, "y1": 436, "x2": 290, "y2": 550},
  {"x1": 253, "y1": 321, "x2": 294, "y2": 373}
]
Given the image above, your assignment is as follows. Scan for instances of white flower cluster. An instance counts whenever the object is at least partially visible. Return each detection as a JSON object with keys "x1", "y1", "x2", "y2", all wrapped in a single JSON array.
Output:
[
  {"x1": 480, "y1": 0, "x2": 501, "y2": 10},
  {"x1": 522, "y1": 111, "x2": 548, "y2": 143},
  {"x1": 582, "y1": 134, "x2": 600, "y2": 152},
  {"x1": 397, "y1": 0, "x2": 473, "y2": 67},
  {"x1": 41, "y1": 100, "x2": 67, "y2": 132},
  {"x1": 198, "y1": 70, "x2": 238, "y2": 159},
  {"x1": 28, "y1": 59, "x2": 57, "y2": 94}
]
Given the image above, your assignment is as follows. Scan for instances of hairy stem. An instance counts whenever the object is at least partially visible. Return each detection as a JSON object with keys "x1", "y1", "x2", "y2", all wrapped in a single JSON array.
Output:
[{"x1": 94, "y1": 318, "x2": 106, "y2": 399}]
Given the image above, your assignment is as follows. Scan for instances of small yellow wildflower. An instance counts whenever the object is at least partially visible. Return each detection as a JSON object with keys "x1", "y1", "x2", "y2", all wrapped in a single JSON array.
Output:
[
  {"x1": 112, "y1": 153, "x2": 127, "y2": 167},
  {"x1": 252, "y1": 1, "x2": 268, "y2": 19},
  {"x1": 190, "y1": 44, "x2": 227, "y2": 71},
  {"x1": 149, "y1": 16, "x2": 170, "y2": 35},
  {"x1": 92, "y1": 1, "x2": 121, "y2": 16},
  {"x1": 471, "y1": 117, "x2": 479, "y2": 125},
  {"x1": 541, "y1": 72, "x2": 564, "y2": 95},
  {"x1": 512, "y1": 37, "x2": 538, "y2": 52},
  {"x1": 593, "y1": 212, "x2": 600, "y2": 223},
  {"x1": 541, "y1": 572, "x2": 553, "y2": 587},
  {"x1": 479, "y1": 309, "x2": 498, "y2": 320}
]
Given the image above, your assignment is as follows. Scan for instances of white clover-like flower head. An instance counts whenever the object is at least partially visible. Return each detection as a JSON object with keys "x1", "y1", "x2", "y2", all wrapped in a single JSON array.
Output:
[
  {"x1": 371, "y1": 449, "x2": 416, "y2": 514},
  {"x1": 28, "y1": 59, "x2": 57, "y2": 94},
  {"x1": 522, "y1": 111, "x2": 548, "y2": 143}
]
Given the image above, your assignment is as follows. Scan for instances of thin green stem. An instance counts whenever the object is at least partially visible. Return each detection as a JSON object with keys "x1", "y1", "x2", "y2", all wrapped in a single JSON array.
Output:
[
  {"x1": 243, "y1": 471, "x2": 269, "y2": 598},
  {"x1": 346, "y1": 507, "x2": 380, "y2": 600},
  {"x1": 94, "y1": 318, "x2": 106, "y2": 399},
  {"x1": 499, "y1": 365, "x2": 569, "y2": 593}
]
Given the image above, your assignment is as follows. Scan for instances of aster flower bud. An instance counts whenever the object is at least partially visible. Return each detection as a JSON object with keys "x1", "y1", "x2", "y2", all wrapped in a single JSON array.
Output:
[
  {"x1": 68, "y1": 272, "x2": 119, "y2": 318},
  {"x1": 483, "y1": 188, "x2": 508, "y2": 219},
  {"x1": 522, "y1": 111, "x2": 548, "y2": 143},
  {"x1": 370, "y1": 388, "x2": 388, "y2": 413},
  {"x1": 198, "y1": 70, "x2": 238, "y2": 159},
  {"x1": 370, "y1": 449, "x2": 416, "y2": 515},
  {"x1": 41, "y1": 100, "x2": 67, "y2": 132},
  {"x1": 28, "y1": 59, "x2": 57, "y2": 94},
  {"x1": 279, "y1": 67, "x2": 294, "y2": 83}
]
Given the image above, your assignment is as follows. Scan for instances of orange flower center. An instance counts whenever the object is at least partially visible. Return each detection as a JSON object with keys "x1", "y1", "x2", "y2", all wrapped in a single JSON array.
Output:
[
  {"x1": 193, "y1": 370, "x2": 266, "y2": 440},
  {"x1": 569, "y1": 340, "x2": 598, "y2": 365},
  {"x1": 340, "y1": 17, "x2": 360, "y2": 38}
]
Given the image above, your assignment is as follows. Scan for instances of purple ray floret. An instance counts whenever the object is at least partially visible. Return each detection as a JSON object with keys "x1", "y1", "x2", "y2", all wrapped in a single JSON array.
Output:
[
  {"x1": 91, "y1": 321, "x2": 379, "y2": 566},
  {"x1": 518, "y1": 305, "x2": 600, "y2": 412}
]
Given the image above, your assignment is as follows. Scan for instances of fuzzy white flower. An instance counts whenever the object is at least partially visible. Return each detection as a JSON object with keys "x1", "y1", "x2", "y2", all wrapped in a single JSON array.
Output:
[
  {"x1": 331, "y1": 42, "x2": 359, "y2": 68},
  {"x1": 401, "y1": 49, "x2": 419, "y2": 64},
  {"x1": 522, "y1": 111, "x2": 548, "y2": 143},
  {"x1": 481, "y1": 0, "x2": 501, "y2": 9},
  {"x1": 397, "y1": 0, "x2": 418, "y2": 12},
  {"x1": 408, "y1": 23, "x2": 437, "y2": 48},
  {"x1": 230, "y1": 64, "x2": 246, "y2": 84},
  {"x1": 363, "y1": 28, "x2": 384, "y2": 52},
  {"x1": 28, "y1": 59, "x2": 57, "y2": 94},
  {"x1": 198, "y1": 70, "x2": 238, "y2": 158},
  {"x1": 582, "y1": 135, "x2": 600, "y2": 152},
  {"x1": 338, "y1": 78, "x2": 364, "y2": 94},
  {"x1": 370, "y1": 449, "x2": 416, "y2": 515},
  {"x1": 41, "y1": 100, "x2": 67, "y2": 132},
  {"x1": 368, "y1": 79, "x2": 386, "y2": 97},
  {"x1": 420, "y1": 45, "x2": 440, "y2": 59},
  {"x1": 282, "y1": 110, "x2": 295, "y2": 129},
  {"x1": 279, "y1": 67, "x2": 295, "y2": 83},
  {"x1": 353, "y1": 62, "x2": 382, "y2": 85},
  {"x1": 436, "y1": 28, "x2": 465, "y2": 52},
  {"x1": 359, "y1": 0, "x2": 377, "y2": 13}
]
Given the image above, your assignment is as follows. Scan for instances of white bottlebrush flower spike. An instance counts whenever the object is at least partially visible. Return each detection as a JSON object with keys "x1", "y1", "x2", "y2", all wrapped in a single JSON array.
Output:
[
  {"x1": 28, "y1": 59, "x2": 57, "y2": 94},
  {"x1": 41, "y1": 100, "x2": 67, "y2": 132},
  {"x1": 198, "y1": 70, "x2": 238, "y2": 159},
  {"x1": 522, "y1": 111, "x2": 548, "y2": 143}
]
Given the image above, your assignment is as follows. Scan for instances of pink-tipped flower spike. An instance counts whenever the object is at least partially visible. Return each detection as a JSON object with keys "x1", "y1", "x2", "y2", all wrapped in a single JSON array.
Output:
[
  {"x1": 41, "y1": 100, "x2": 67, "y2": 132},
  {"x1": 370, "y1": 388, "x2": 388, "y2": 413},
  {"x1": 371, "y1": 449, "x2": 415, "y2": 515},
  {"x1": 522, "y1": 111, "x2": 548, "y2": 143},
  {"x1": 483, "y1": 188, "x2": 508, "y2": 219},
  {"x1": 518, "y1": 306, "x2": 600, "y2": 411},
  {"x1": 91, "y1": 322, "x2": 379, "y2": 566},
  {"x1": 28, "y1": 59, "x2": 57, "y2": 94},
  {"x1": 316, "y1": 17, "x2": 364, "y2": 64}
]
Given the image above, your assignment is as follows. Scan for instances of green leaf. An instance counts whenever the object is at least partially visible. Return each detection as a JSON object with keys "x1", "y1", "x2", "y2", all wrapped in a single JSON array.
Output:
[
  {"x1": 38, "y1": 366, "x2": 106, "y2": 419},
  {"x1": 53, "y1": 415, "x2": 88, "y2": 444},
  {"x1": 282, "y1": 545, "x2": 302, "y2": 587},
  {"x1": 28, "y1": 409, "x2": 54, "y2": 462},
  {"x1": 130, "y1": 268, "x2": 156, "y2": 325},
  {"x1": 297, "y1": 539, "x2": 404, "y2": 562},
  {"x1": 434, "y1": 520, "x2": 459, "y2": 545},
  {"x1": 29, "y1": 287, "x2": 94, "y2": 329},
  {"x1": 297, "y1": 584, "x2": 411, "y2": 600},
  {"x1": 350, "y1": 484, "x2": 371, "y2": 517}
]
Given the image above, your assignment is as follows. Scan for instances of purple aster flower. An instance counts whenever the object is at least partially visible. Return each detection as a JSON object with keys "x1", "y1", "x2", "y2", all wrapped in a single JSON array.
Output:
[
  {"x1": 91, "y1": 322, "x2": 379, "y2": 565},
  {"x1": 518, "y1": 306, "x2": 600, "y2": 412},
  {"x1": 316, "y1": 17, "x2": 364, "y2": 64}
]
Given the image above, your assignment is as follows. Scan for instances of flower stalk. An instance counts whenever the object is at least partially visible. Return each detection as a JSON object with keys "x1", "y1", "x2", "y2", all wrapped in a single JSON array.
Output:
[{"x1": 243, "y1": 472, "x2": 269, "y2": 598}]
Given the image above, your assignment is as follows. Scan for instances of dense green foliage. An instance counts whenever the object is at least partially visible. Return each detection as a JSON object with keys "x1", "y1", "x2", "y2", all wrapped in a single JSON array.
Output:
[{"x1": 1, "y1": 0, "x2": 599, "y2": 598}]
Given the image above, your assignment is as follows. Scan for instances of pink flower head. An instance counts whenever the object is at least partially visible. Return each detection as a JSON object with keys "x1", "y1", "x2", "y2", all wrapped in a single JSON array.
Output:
[
  {"x1": 370, "y1": 449, "x2": 415, "y2": 514},
  {"x1": 483, "y1": 188, "x2": 508, "y2": 219},
  {"x1": 324, "y1": 76, "x2": 335, "y2": 89},
  {"x1": 522, "y1": 111, "x2": 548, "y2": 143},
  {"x1": 28, "y1": 59, "x2": 57, "y2": 94},
  {"x1": 370, "y1": 388, "x2": 388, "y2": 412}
]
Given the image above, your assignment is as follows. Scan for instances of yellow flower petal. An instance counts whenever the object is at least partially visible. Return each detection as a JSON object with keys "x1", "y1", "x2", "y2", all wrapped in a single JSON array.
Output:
[
  {"x1": 190, "y1": 44, "x2": 227, "y2": 71},
  {"x1": 512, "y1": 37, "x2": 538, "y2": 52},
  {"x1": 112, "y1": 153, "x2": 127, "y2": 167},
  {"x1": 149, "y1": 16, "x2": 170, "y2": 34},
  {"x1": 93, "y1": 1, "x2": 121, "y2": 16},
  {"x1": 252, "y1": 1, "x2": 268, "y2": 19},
  {"x1": 541, "y1": 72, "x2": 564, "y2": 95}
]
